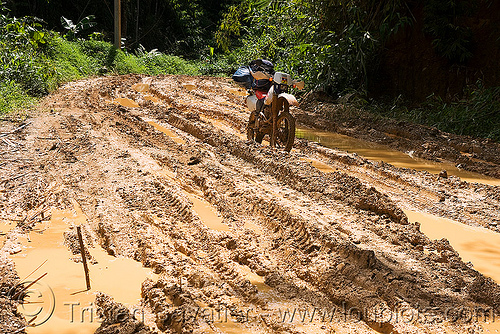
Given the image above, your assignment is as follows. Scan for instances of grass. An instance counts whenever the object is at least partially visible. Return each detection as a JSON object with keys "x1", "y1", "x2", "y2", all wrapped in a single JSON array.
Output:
[
  {"x1": 366, "y1": 84, "x2": 500, "y2": 142},
  {"x1": 1, "y1": 22, "x2": 498, "y2": 143},
  {"x1": 45, "y1": 36, "x2": 201, "y2": 81},
  {"x1": 0, "y1": 32, "x2": 201, "y2": 116},
  {"x1": 0, "y1": 81, "x2": 37, "y2": 115}
]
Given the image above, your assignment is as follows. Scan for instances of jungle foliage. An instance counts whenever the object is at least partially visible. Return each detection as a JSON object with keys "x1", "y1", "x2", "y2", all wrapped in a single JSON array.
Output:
[
  {"x1": 213, "y1": 0, "x2": 487, "y2": 95},
  {"x1": 4, "y1": 0, "x2": 238, "y2": 58},
  {"x1": 0, "y1": 1, "x2": 199, "y2": 114},
  {"x1": 372, "y1": 82, "x2": 500, "y2": 141},
  {"x1": 1, "y1": 0, "x2": 498, "y2": 141},
  {"x1": 211, "y1": 0, "x2": 499, "y2": 140}
]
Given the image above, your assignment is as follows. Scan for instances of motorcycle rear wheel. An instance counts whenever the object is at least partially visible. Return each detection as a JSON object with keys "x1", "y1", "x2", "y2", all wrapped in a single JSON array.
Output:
[{"x1": 246, "y1": 113, "x2": 264, "y2": 143}]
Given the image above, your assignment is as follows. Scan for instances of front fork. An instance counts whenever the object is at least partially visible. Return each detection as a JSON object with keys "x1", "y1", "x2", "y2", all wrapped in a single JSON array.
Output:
[{"x1": 269, "y1": 94, "x2": 279, "y2": 147}]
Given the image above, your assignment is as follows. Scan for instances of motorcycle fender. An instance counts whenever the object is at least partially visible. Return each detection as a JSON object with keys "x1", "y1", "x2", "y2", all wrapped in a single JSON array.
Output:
[
  {"x1": 246, "y1": 94, "x2": 257, "y2": 111},
  {"x1": 264, "y1": 86, "x2": 274, "y2": 106},
  {"x1": 278, "y1": 93, "x2": 299, "y2": 106}
]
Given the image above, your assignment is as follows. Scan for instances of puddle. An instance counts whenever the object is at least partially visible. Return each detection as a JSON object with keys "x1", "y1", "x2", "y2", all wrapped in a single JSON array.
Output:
[
  {"x1": 225, "y1": 87, "x2": 248, "y2": 97},
  {"x1": 237, "y1": 264, "x2": 270, "y2": 293},
  {"x1": 131, "y1": 83, "x2": 150, "y2": 93},
  {"x1": 112, "y1": 97, "x2": 139, "y2": 108},
  {"x1": 132, "y1": 83, "x2": 162, "y2": 104},
  {"x1": 405, "y1": 210, "x2": 500, "y2": 284},
  {"x1": 143, "y1": 94, "x2": 161, "y2": 103},
  {"x1": 186, "y1": 193, "x2": 229, "y2": 232},
  {"x1": 296, "y1": 127, "x2": 500, "y2": 186},
  {"x1": 244, "y1": 221, "x2": 263, "y2": 235},
  {"x1": 150, "y1": 161, "x2": 229, "y2": 233},
  {"x1": 201, "y1": 116, "x2": 246, "y2": 140},
  {"x1": 10, "y1": 201, "x2": 157, "y2": 334},
  {"x1": 147, "y1": 120, "x2": 186, "y2": 144},
  {"x1": 183, "y1": 84, "x2": 196, "y2": 91},
  {"x1": 481, "y1": 322, "x2": 500, "y2": 333}
]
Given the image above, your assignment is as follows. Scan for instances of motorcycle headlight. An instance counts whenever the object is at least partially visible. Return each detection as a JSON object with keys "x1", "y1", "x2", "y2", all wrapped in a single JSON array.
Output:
[{"x1": 279, "y1": 84, "x2": 288, "y2": 93}]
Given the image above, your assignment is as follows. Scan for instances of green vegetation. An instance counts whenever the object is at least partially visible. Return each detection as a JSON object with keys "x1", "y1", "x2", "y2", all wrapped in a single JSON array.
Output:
[
  {"x1": 423, "y1": 0, "x2": 476, "y2": 63},
  {"x1": 0, "y1": 2, "x2": 199, "y2": 115},
  {"x1": 0, "y1": 81, "x2": 37, "y2": 115},
  {"x1": 4, "y1": 0, "x2": 236, "y2": 58},
  {"x1": 213, "y1": 0, "x2": 412, "y2": 94},
  {"x1": 371, "y1": 83, "x2": 500, "y2": 141},
  {"x1": 211, "y1": 0, "x2": 499, "y2": 142},
  {"x1": 1, "y1": 0, "x2": 498, "y2": 142}
]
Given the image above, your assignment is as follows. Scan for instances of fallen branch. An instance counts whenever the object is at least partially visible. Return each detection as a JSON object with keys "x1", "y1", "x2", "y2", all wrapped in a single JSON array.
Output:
[
  {"x1": 20, "y1": 183, "x2": 59, "y2": 227},
  {"x1": 0, "y1": 172, "x2": 30, "y2": 185},
  {"x1": 0, "y1": 121, "x2": 31, "y2": 138},
  {"x1": 20, "y1": 260, "x2": 48, "y2": 284},
  {"x1": 22, "y1": 204, "x2": 50, "y2": 226},
  {"x1": 77, "y1": 226, "x2": 91, "y2": 291},
  {"x1": 12, "y1": 272, "x2": 48, "y2": 301}
]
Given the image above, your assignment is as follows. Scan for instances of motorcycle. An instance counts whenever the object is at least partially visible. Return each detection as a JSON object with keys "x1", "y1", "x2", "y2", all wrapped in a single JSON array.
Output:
[{"x1": 245, "y1": 70, "x2": 304, "y2": 152}]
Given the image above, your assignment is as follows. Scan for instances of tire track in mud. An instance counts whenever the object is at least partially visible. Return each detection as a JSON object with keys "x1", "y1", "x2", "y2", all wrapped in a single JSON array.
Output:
[
  {"x1": 148, "y1": 75, "x2": 500, "y2": 233},
  {"x1": 163, "y1": 111, "x2": 407, "y2": 225},
  {"x1": 91, "y1": 102, "x2": 394, "y2": 334},
  {"x1": 2, "y1": 75, "x2": 500, "y2": 334},
  {"x1": 144, "y1": 77, "x2": 500, "y2": 330},
  {"x1": 104, "y1": 91, "x2": 500, "y2": 333},
  {"x1": 297, "y1": 143, "x2": 500, "y2": 230},
  {"x1": 182, "y1": 146, "x2": 497, "y2": 330},
  {"x1": 101, "y1": 76, "x2": 500, "y2": 332},
  {"x1": 78, "y1": 108, "x2": 293, "y2": 332}
]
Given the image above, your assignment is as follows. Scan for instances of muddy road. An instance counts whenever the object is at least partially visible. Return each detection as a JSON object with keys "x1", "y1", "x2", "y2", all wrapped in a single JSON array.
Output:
[{"x1": 1, "y1": 74, "x2": 500, "y2": 334}]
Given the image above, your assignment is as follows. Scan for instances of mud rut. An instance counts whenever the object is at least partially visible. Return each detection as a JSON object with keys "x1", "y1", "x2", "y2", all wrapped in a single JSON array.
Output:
[{"x1": 1, "y1": 74, "x2": 500, "y2": 334}]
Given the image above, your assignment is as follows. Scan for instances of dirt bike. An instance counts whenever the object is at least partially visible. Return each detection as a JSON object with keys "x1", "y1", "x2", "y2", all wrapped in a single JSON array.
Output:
[{"x1": 245, "y1": 71, "x2": 304, "y2": 152}]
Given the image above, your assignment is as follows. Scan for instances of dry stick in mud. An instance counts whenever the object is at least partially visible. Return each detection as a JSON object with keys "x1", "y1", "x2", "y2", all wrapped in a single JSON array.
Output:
[
  {"x1": 0, "y1": 121, "x2": 31, "y2": 138},
  {"x1": 20, "y1": 260, "x2": 48, "y2": 283},
  {"x1": 0, "y1": 172, "x2": 30, "y2": 185},
  {"x1": 20, "y1": 193, "x2": 52, "y2": 228},
  {"x1": 13, "y1": 272, "x2": 48, "y2": 302},
  {"x1": 76, "y1": 226, "x2": 91, "y2": 291},
  {"x1": 22, "y1": 204, "x2": 50, "y2": 226}
]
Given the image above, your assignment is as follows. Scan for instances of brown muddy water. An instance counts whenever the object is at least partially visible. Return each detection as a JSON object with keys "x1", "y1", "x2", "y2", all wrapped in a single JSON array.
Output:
[
  {"x1": 131, "y1": 83, "x2": 150, "y2": 93},
  {"x1": 10, "y1": 201, "x2": 157, "y2": 334},
  {"x1": 182, "y1": 83, "x2": 197, "y2": 91},
  {"x1": 111, "y1": 97, "x2": 140, "y2": 108},
  {"x1": 406, "y1": 210, "x2": 500, "y2": 284},
  {"x1": 33, "y1": 89, "x2": 500, "y2": 333},
  {"x1": 146, "y1": 120, "x2": 186, "y2": 144},
  {"x1": 298, "y1": 127, "x2": 500, "y2": 332},
  {"x1": 296, "y1": 127, "x2": 500, "y2": 186},
  {"x1": 187, "y1": 193, "x2": 230, "y2": 232},
  {"x1": 406, "y1": 211, "x2": 500, "y2": 333},
  {"x1": 156, "y1": 167, "x2": 231, "y2": 232}
]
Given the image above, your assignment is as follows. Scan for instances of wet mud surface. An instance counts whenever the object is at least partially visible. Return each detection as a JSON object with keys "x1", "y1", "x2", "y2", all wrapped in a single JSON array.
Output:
[
  {"x1": 297, "y1": 92, "x2": 500, "y2": 179},
  {"x1": 0, "y1": 74, "x2": 499, "y2": 333}
]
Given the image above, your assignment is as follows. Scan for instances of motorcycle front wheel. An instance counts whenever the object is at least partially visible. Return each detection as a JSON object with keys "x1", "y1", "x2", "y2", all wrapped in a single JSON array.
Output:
[{"x1": 275, "y1": 111, "x2": 295, "y2": 152}]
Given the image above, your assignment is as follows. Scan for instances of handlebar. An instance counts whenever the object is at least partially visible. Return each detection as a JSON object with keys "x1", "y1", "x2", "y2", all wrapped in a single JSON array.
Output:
[{"x1": 250, "y1": 70, "x2": 304, "y2": 90}]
